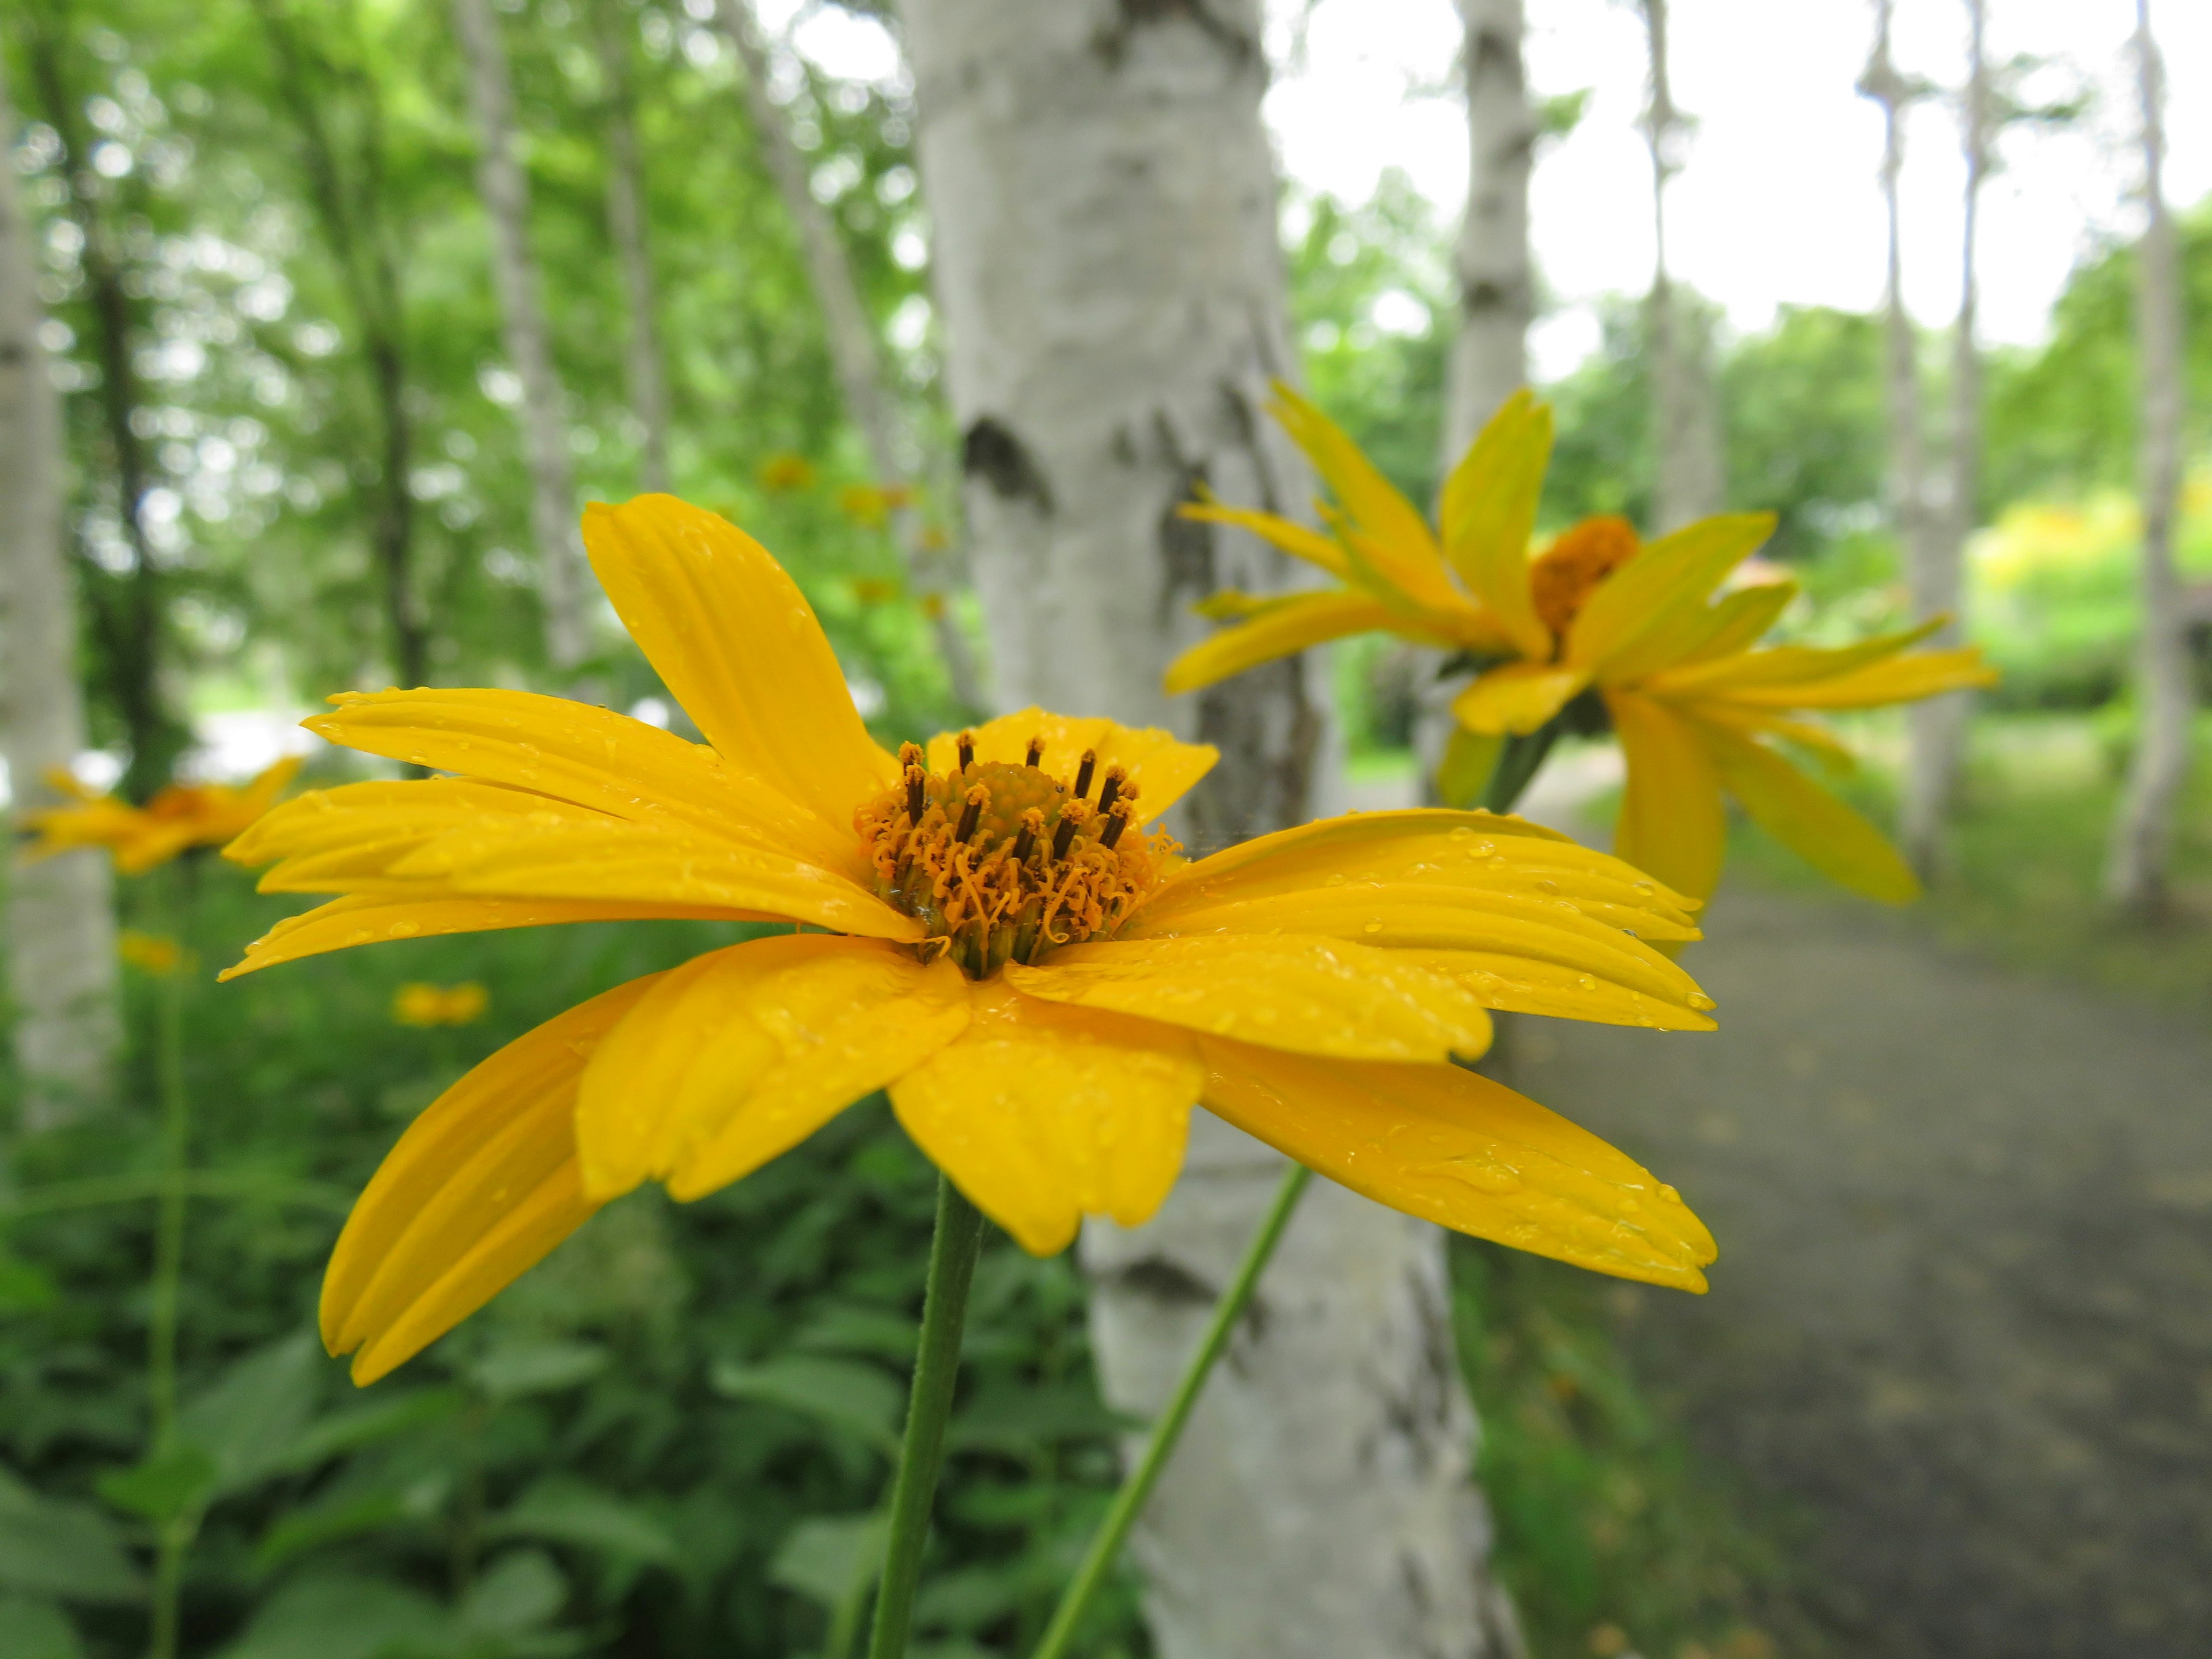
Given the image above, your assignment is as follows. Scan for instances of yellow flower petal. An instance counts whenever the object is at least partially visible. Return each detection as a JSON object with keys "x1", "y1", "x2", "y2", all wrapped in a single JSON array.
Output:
[
  {"x1": 889, "y1": 986, "x2": 1199, "y2": 1255},
  {"x1": 218, "y1": 894, "x2": 762, "y2": 982},
  {"x1": 1650, "y1": 617, "x2": 1942, "y2": 696},
  {"x1": 1638, "y1": 579, "x2": 1798, "y2": 676},
  {"x1": 1176, "y1": 501, "x2": 1354, "y2": 583},
  {"x1": 1568, "y1": 513, "x2": 1775, "y2": 680},
  {"x1": 1437, "y1": 387, "x2": 1554, "y2": 661},
  {"x1": 1717, "y1": 646, "x2": 1998, "y2": 710},
  {"x1": 305, "y1": 687, "x2": 856, "y2": 874},
  {"x1": 1165, "y1": 591, "x2": 1427, "y2": 696},
  {"x1": 1005, "y1": 934, "x2": 1493, "y2": 1062},
  {"x1": 925, "y1": 709, "x2": 1217, "y2": 827},
  {"x1": 582, "y1": 496, "x2": 900, "y2": 823},
  {"x1": 1694, "y1": 716, "x2": 1920, "y2": 904},
  {"x1": 1196, "y1": 1039, "x2": 1714, "y2": 1290},
  {"x1": 1449, "y1": 662, "x2": 1589, "y2": 737},
  {"x1": 1607, "y1": 690, "x2": 1728, "y2": 903},
  {"x1": 1394, "y1": 949, "x2": 1714, "y2": 1031},
  {"x1": 323, "y1": 975, "x2": 664, "y2": 1385},
  {"x1": 573, "y1": 933, "x2": 968, "y2": 1203}
]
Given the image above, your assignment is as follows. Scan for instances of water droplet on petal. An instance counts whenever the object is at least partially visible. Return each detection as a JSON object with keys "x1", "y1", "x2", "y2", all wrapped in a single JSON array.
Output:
[
  {"x1": 1577, "y1": 974, "x2": 1597, "y2": 990},
  {"x1": 1363, "y1": 919, "x2": 1384, "y2": 934},
  {"x1": 1688, "y1": 992, "x2": 1716, "y2": 1010}
]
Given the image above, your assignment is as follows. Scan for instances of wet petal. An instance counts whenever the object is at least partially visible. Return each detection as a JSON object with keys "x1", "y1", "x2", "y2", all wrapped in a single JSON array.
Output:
[
  {"x1": 582, "y1": 496, "x2": 900, "y2": 822},
  {"x1": 1197, "y1": 1039, "x2": 1714, "y2": 1290},
  {"x1": 926, "y1": 710, "x2": 1217, "y2": 826},
  {"x1": 1007, "y1": 933, "x2": 1493, "y2": 1062},
  {"x1": 573, "y1": 933, "x2": 968, "y2": 1203},
  {"x1": 890, "y1": 986, "x2": 1199, "y2": 1255},
  {"x1": 323, "y1": 976, "x2": 664, "y2": 1385}
]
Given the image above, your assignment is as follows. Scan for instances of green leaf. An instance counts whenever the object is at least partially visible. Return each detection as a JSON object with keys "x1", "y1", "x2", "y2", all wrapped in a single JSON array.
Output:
[
  {"x1": 212, "y1": 1571, "x2": 443, "y2": 1659},
  {"x1": 768, "y1": 1513, "x2": 884, "y2": 1611},
  {"x1": 275, "y1": 1387, "x2": 465, "y2": 1475},
  {"x1": 947, "y1": 1384, "x2": 1127, "y2": 1455},
  {"x1": 0, "y1": 1594, "x2": 84, "y2": 1659},
  {"x1": 789, "y1": 1304, "x2": 918, "y2": 1365},
  {"x1": 468, "y1": 1340, "x2": 609, "y2": 1402},
  {"x1": 486, "y1": 1478, "x2": 680, "y2": 1567},
  {"x1": 460, "y1": 1549, "x2": 566, "y2": 1636},
  {"x1": 178, "y1": 1332, "x2": 325, "y2": 1497},
  {"x1": 0, "y1": 1466, "x2": 142, "y2": 1603},
  {"x1": 252, "y1": 1490, "x2": 417, "y2": 1574},
  {"x1": 95, "y1": 1446, "x2": 218, "y2": 1525},
  {"x1": 711, "y1": 1355, "x2": 904, "y2": 1456}
]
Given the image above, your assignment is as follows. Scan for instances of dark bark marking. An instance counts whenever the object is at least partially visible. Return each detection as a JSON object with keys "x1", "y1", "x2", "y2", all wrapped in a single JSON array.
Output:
[{"x1": 960, "y1": 415, "x2": 1054, "y2": 513}]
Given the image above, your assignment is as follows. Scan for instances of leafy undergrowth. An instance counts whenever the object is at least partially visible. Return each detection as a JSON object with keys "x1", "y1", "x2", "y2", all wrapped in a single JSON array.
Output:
[
  {"x1": 1724, "y1": 711, "x2": 2212, "y2": 1014},
  {"x1": 1452, "y1": 1241, "x2": 1820, "y2": 1659},
  {"x1": 0, "y1": 861, "x2": 1143, "y2": 1659}
]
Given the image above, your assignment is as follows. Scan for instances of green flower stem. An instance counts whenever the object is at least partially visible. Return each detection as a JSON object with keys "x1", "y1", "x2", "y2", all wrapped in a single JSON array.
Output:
[
  {"x1": 143, "y1": 880, "x2": 196, "y2": 1659},
  {"x1": 1481, "y1": 723, "x2": 1562, "y2": 813},
  {"x1": 1029, "y1": 1161, "x2": 1315, "y2": 1659},
  {"x1": 866, "y1": 1175, "x2": 986, "y2": 1659}
]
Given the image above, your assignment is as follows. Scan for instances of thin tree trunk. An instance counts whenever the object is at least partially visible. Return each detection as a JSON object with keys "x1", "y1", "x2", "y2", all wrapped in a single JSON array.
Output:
[
  {"x1": 2105, "y1": 0, "x2": 2192, "y2": 912},
  {"x1": 715, "y1": 0, "x2": 985, "y2": 716},
  {"x1": 1443, "y1": 0, "x2": 1532, "y2": 467},
  {"x1": 591, "y1": 0, "x2": 671, "y2": 496},
  {"x1": 1639, "y1": 0, "x2": 1722, "y2": 534},
  {"x1": 1861, "y1": 0, "x2": 1932, "y2": 646},
  {"x1": 1, "y1": 51, "x2": 119, "y2": 1124},
  {"x1": 23, "y1": 3, "x2": 181, "y2": 798},
  {"x1": 453, "y1": 0, "x2": 592, "y2": 673},
  {"x1": 253, "y1": 0, "x2": 427, "y2": 687},
  {"x1": 904, "y1": 5, "x2": 1520, "y2": 1656},
  {"x1": 1904, "y1": 0, "x2": 1986, "y2": 877}
]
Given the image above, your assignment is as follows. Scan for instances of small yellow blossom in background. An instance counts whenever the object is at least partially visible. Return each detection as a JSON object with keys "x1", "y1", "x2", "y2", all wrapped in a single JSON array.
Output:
[
  {"x1": 1587, "y1": 1624, "x2": 1630, "y2": 1658},
  {"x1": 118, "y1": 931, "x2": 188, "y2": 976},
  {"x1": 918, "y1": 591, "x2": 947, "y2": 621},
  {"x1": 391, "y1": 982, "x2": 489, "y2": 1028},
  {"x1": 836, "y1": 482, "x2": 914, "y2": 528},
  {"x1": 225, "y1": 494, "x2": 1722, "y2": 1384},
  {"x1": 1165, "y1": 384, "x2": 1998, "y2": 905},
  {"x1": 919, "y1": 524, "x2": 950, "y2": 552},
  {"x1": 850, "y1": 577, "x2": 902, "y2": 606},
  {"x1": 756, "y1": 452, "x2": 816, "y2": 493},
  {"x1": 20, "y1": 757, "x2": 301, "y2": 876}
]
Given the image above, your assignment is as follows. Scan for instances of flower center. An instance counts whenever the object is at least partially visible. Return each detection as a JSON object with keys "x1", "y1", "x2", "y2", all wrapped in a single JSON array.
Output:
[
  {"x1": 856, "y1": 736, "x2": 1172, "y2": 978},
  {"x1": 1529, "y1": 515, "x2": 1640, "y2": 649}
]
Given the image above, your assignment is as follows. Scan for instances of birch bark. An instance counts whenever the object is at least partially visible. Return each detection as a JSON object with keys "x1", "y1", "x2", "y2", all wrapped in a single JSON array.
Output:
[
  {"x1": 590, "y1": 0, "x2": 671, "y2": 496},
  {"x1": 453, "y1": 0, "x2": 592, "y2": 673},
  {"x1": 1443, "y1": 0, "x2": 1532, "y2": 465},
  {"x1": 1639, "y1": 0, "x2": 1722, "y2": 533},
  {"x1": 1860, "y1": 0, "x2": 1933, "y2": 664},
  {"x1": 1, "y1": 54, "x2": 119, "y2": 1123},
  {"x1": 1903, "y1": 0, "x2": 1987, "y2": 877},
  {"x1": 716, "y1": 0, "x2": 985, "y2": 715},
  {"x1": 2105, "y1": 0, "x2": 2192, "y2": 912},
  {"x1": 903, "y1": 3, "x2": 1518, "y2": 1654}
]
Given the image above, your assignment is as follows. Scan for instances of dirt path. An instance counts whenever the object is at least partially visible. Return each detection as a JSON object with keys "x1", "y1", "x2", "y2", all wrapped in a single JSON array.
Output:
[{"x1": 1501, "y1": 887, "x2": 2212, "y2": 1657}]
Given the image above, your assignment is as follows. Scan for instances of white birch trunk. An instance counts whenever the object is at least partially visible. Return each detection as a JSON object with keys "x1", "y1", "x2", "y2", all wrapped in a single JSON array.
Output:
[
  {"x1": 453, "y1": 0, "x2": 593, "y2": 673},
  {"x1": 592, "y1": 0, "x2": 672, "y2": 497},
  {"x1": 2105, "y1": 0, "x2": 2192, "y2": 911},
  {"x1": 1862, "y1": 0, "x2": 1934, "y2": 639},
  {"x1": 0, "y1": 56, "x2": 119, "y2": 1124},
  {"x1": 904, "y1": 4, "x2": 1520, "y2": 1653},
  {"x1": 1639, "y1": 0, "x2": 1722, "y2": 533},
  {"x1": 1903, "y1": 0, "x2": 1986, "y2": 877},
  {"x1": 1443, "y1": 0, "x2": 1532, "y2": 465},
  {"x1": 717, "y1": 0, "x2": 986, "y2": 715}
]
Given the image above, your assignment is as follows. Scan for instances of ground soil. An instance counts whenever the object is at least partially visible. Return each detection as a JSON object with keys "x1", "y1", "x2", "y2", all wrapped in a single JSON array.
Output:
[{"x1": 1501, "y1": 888, "x2": 2212, "y2": 1658}]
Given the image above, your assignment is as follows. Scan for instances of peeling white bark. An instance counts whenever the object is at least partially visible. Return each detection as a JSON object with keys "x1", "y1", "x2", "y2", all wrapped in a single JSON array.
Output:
[
  {"x1": 904, "y1": 3, "x2": 1517, "y2": 1653},
  {"x1": 1903, "y1": 0, "x2": 1987, "y2": 877},
  {"x1": 1, "y1": 56, "x2": 119, "y2": 1123},
  {"x1": 592, "y1": 0, "x2": 672, "y2": 496},
  {"x1": 453, "y1": 0, "x2": 593, "y2": 673},
  {"x1": 2105, "y1": 0, "x2": 2192, "y2": 911},
  {"x1": 717, "y1": 0, "x2": 986, "y2": 715},
  {"x1": 1443, "y1": 0, "x2": 1532, "y2": 467},
  {"x1": 1639, "y1": 0, "x2": 1722, "y2": 534}
]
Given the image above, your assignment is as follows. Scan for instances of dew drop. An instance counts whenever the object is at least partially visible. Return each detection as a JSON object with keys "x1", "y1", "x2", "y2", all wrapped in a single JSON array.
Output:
[
  {"x1": 1631, "y1": 880, "x2": 1656, "y2": 895},
  {"x1": 1687, "y1": 992, "x2": 1716, "y2": 1010},
  {"x1": 1577, "y1": 974, "x2": 1596, "y2": 990},
  {"x1": 1363, "y1": 919, "x2": 1384, "y2": 934},
  {"x1": 1535, "y1": 878, "x2": 1560, "y2": 894},
  {"x1": 1325, "y1": 872, "x2": 1347, "y2": 887},
  {"x1": 388, "y1": 921, "x2": 422, "y2": 938}
]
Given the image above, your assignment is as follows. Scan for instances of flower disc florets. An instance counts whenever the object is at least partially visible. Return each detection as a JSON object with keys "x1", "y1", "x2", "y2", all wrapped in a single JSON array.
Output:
[
  {"x1": 855, "y1": 737, "x2": 1172, "y2": 978},
  {"x1": 1530, "y1": 515, "x2": 1640, "y2": 647}
]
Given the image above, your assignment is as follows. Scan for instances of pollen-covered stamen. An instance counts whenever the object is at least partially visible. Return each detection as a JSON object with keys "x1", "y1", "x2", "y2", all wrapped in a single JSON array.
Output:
[
  {"x1": 956, "y1": 730, "x2": 976, "y2": 772},
  {"x1": 853, "y1": 753, "x2": 1175, "y2": 978},
  {"x1": 1071, "y1": 750, "x2": 1096, "y2": 799},
  {"x1": 1094, "y1": 766, "x2": 1127, "y2": 815},
  {"x1": 1024, "y1": 736, "x2": 1045, "y2": 767}
]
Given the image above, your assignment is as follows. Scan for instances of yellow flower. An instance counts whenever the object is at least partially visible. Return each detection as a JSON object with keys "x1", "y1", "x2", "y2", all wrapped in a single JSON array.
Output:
[
  {"x1": 757, "y1": 452, "x2": 817, "y2": 493},
  {"x1": 1164, "y1": 385, "x2": 1998, "y2": 904},
  {"x1": 837, "y1": 482, "x2": 914, "y2": 528},
  {"x1": 849, "y1": 577, "x2": 902, "y2": 606},
  {"x1": 222, "y1": 494, "x2": 1721, "y2": 1384},
  {"x1": 118, "y1": 931, "x2": 187, "y2": 976},
  {"x1": 21, "y1": 758, "x2": 301, "y2": 876},
  {"x1": 392, "y1": 982, "x2": 489, "y2": 1027}
]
